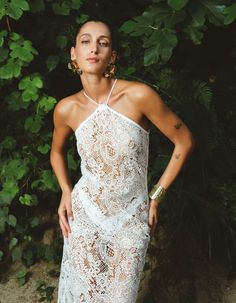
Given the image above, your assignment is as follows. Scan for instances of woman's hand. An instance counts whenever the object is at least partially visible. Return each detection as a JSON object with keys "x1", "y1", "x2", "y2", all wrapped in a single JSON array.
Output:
[
  {"x1": 58, "y1": 190, "x2": 74, "y2": 237},
  {"x1": 148, "y1": 200, "x2": 159, "y2": 237}
]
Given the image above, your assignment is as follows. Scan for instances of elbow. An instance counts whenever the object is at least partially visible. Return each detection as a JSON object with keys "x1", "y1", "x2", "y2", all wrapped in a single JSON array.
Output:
[
  {"x1": 50, "y1": 148, "x2": 59, "y2": 168},
  {"x1": 186, "y1": 132, "x2": 196, "y2": 154}
]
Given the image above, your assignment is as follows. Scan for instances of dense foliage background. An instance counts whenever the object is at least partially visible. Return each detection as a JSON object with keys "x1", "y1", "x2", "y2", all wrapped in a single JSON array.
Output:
[{"x1": 0, "y1": 0, "x2": 236, "y2": 301}]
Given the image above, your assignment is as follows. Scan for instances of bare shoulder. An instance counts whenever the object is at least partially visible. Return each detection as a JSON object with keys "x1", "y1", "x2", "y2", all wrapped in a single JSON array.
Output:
[
  {"x1": 53, "y1": 93, "x2": 80, "y2": 118},
  {"x1": 53, "y1": 91, "x2": 84, "y2": 131},
  {"x1": 118, "y1": 79, "x2": 163, "y2": 110},
  {"x1": 118, "y1": 79, "x2": 153, "y2": 94}
]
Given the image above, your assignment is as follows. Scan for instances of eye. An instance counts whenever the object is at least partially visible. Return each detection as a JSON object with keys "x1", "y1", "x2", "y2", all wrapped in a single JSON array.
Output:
[
  {"x1": 81, "y1": 40, "x2": 89, "y2": 44},
  {"x1": 99, "y1": 41, "x2": 109, "y2": 47}
]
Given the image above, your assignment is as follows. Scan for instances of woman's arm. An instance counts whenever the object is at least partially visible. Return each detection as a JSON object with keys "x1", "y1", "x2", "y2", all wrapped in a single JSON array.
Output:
[
  {"x1": 50, "y1": 99, "x2": 74, "y2": 237},
  {"x1": 131, "y1": 82, "x2": 195, "y2": 235},
  {"x1": 135, "y1": 82, "x2": 195, "y2": 191}
]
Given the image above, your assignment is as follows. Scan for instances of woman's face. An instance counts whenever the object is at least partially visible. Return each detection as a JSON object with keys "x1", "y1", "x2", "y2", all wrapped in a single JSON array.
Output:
[{"x1": 71, "y1": 21, "x2": 116, "y2": 76}]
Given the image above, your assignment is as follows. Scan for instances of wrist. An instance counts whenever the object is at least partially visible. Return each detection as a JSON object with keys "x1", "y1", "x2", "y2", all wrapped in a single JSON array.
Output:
[
  {"x1": 149, "y1": 184, "x2": 166, "y2": 204},
  {"x1": 150, "y1": 199, "x2": 160, "y2": 207},
  {"x1": 62, "y1": 186, "x2": 72, "y2": 194}
]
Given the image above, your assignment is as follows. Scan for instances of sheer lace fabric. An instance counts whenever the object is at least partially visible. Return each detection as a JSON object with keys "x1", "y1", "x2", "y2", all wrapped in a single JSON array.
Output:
[{"x1": 57, "y1": 80, "x2": 151, "y2": 303}]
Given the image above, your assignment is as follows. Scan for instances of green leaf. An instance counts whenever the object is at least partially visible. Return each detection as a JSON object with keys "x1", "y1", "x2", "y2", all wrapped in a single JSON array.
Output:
[
  {"x1": 38, "y1": 95, "x2": 56, "y2": 113},
  {"x1": 9, "y1": 39, "x2": 38, "y2": 62},
  {"x1": 24, "y1": 115, "x2": 43, "y2": 133},
  {"x1": 193, "y1": 80, "x2": 212, "y2": 109},
  {"x1": 19, "y1": 75, "x2": 43, "y2": 102},
  {"x1": 12, "y1": 246, "x2": 22, "y2": 262},
  {"x1": 9, "y1": 237, "x2": 18, "y2": 250},
  {"x1": 0, "y1": 30, "x2": 7, "y2": 47},
  {"x1": 224, "y1": 3, "x2": 236, "y2": 25},
  {"x1": 10, "y1": 32, "x2": 21, "y2": 41},
  {"x1": 5, "y1": 91, "x2": 29, "y2": 111},
  {"x1": 1, "y1": 159, "x2": 28, "y2": 180},
  {"x1": 37, "y1": 143, "x2": 51, "y2": 154},
  {"x1": 76, "y1": 14, "x2": 89, "y2": 25},
  {"x1": 203, "y1": 1, "x2": 225, "y2": 26},
  {"x1": 167, "y1": 0, "x2": 188, "y2": 11},
  {"x1": 41, "y1": 170, "x2": 57, "y2": 190},
  {"x1": 71, "y1": 0, "x2": 82, "y2": 10},
  {"x1": 143, "y1": 28, "x2": 178, "y2": 65},
  {"x1": 52, "y1": 2, "x2": 70, "y2": 15},
  {"x1": 15, "y1": 267, "x2": 27, "y2": 279},
  {"x1": 29, "y1": 217, "x2": 39, "y2": 227},
  {"x1": 4, "y1": 0, "x2": 29, "y2": 20},
  {"x1": 32, "y1": 76, "x2": 43, "y2": 88},
  {"x1": 56, "y1": 35, "x2": 67, "y2": 49},
  {"x1": 29, "y1": 0, "x2": 45, "y2": 13},
  {"x1": 120, "y1": 12, "x2": 154, "y2": 36},
  {"x1": 0, "y1": 209, "x2": 7, "y2": 233},
  {"x1": 0, "y1": 136, "x2": 17, "y2": 152},
  {"x1": 44, "y1": 245, "x2": 54, "y2": 261},
  {"x1": 17, "y1": 276, "x2": 26, "y2": 286},
  {"x1": 189, "y1": 3, "x2": 207, "y2": 27},
  {"x1": 183, "y1": 24, "x2": 206, "y2": 45},
  {"x1": 67, "y1": 152, "x2": 77, "y2": 170},
  {"x1": 152, "y1": 4, "x2": 186, "y2": 27},
  {"x1": 0, "y1": 218, "x2": 6, "y2": 233},
  {"x1": 46, "y1": 55, "x2": 59, "y2": 72},
  {"x1": 0, "y1": 1, "x2": 6, "y2": 20},
  {"x1": 19, "y1": 194, "x2": 38, "y2": 207},
  {"x1": 0, "y1": 47, "x2": 9, "y2": 63},
  {"x1": 0, "y1": 180, "x2": 19, "y2": 205},
  {"x1": 0, "y1": 58, "x2": 22, "y2": 79},
  {"x1": 22, "y1": 90, "x2": 39, "y2": 102},
  {"x1": 32, "y1": 170, "x2": 59, "y2": 192},
  {"x1": 8, "y1": 214, "x2": 17, "y2": 227}
]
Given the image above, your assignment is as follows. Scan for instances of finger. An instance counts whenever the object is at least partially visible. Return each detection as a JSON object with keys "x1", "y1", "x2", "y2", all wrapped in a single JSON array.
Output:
[
  {"x1": 67, "y1": 207, "x2": 74, "y2": 221},
  {"x1": 154, "y1": 216, "x2": 158, "y2": 225},
  {"x1": 59, "y1": 210, "x2": 72, "y2": 234},
  {"x1": 59, "y1": 218, "x2": 68, "y2": 237},
  {"x1": 150, "y1": 217, "x2": 158, "y2": 236},
  {"x1": 148, "y1": 214, "x2": 154, "y2": 227}
]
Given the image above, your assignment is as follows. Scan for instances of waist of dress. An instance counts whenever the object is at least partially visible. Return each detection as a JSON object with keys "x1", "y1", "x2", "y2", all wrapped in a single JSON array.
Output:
[{"x1": 73, "y1": 171, "x2": 148, "y2": 196}]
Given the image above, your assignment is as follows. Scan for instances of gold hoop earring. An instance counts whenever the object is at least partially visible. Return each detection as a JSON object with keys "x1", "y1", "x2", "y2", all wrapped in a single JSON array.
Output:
[
  {"x1": 103, "y1": 62, "x2": 116, "y2": 78},
  {"x1": 68, "y1": 60, "x2": 83, "y2": 75}
]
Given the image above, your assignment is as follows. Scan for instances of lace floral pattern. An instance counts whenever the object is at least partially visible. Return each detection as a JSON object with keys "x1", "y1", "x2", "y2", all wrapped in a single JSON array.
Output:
[{"x1": 57, "y1": 81, "x2": 151, "y2": 302}]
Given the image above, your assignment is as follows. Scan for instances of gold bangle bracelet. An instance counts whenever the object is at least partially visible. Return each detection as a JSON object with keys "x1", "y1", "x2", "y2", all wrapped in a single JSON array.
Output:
[{"x1": 149, "y1": 184, "x2": 166, "y2": 202}]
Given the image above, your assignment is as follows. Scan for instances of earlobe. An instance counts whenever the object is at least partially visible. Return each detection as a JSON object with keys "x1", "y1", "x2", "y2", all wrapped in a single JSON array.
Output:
[{"x1": 70, "y1": 47, "x2": 76, "y2": 60}]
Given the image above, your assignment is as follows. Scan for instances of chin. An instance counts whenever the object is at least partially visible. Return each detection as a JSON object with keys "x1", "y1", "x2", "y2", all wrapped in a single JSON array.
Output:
[{"x1": 83, "y1": 68, "x2": 106, "y2": 76}]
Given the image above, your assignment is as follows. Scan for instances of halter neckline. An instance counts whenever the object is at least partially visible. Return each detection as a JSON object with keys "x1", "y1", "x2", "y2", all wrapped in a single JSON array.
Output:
[{"x1": 83, "y1": 79, "x2": 118, "y2": 106}]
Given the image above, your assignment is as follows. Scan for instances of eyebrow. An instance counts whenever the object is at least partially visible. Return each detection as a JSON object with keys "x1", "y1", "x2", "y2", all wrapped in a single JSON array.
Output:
[{"x1": 79, "y1": 33, "x2": 111, "y2": 39}]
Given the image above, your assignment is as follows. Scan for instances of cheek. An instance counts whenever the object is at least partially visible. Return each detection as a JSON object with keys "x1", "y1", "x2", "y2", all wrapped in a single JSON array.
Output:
[{"x1": 75, "y1": 47, "x2": 85, "y2": 59}]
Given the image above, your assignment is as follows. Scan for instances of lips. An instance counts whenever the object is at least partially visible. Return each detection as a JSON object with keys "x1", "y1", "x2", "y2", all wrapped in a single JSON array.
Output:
[{"x1": 86, "y1": 57, "x2": 99, "y2": 63}]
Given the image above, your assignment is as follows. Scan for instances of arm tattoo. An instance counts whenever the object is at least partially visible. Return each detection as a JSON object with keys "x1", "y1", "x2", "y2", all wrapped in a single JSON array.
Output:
[
  {"x1": 174, "y1": 122, "x2": 183, "y2": 129},
  {"x1": 175, "y1": 153, "x2": 181, "y2": 159}
]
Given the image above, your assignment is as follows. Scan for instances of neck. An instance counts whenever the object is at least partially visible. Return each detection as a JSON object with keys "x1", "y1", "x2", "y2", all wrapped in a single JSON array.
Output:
[{"x1": 80, "y1": 74, "x2": 115, "y2": 104}]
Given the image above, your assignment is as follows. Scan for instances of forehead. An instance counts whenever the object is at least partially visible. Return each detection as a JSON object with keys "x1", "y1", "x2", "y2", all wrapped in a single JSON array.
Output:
[{"x1": 77, "y1": 22, "x2": 111, "y2": 39}]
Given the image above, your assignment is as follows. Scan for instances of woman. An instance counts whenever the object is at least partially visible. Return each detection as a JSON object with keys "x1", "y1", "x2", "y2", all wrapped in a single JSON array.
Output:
[{"x1": 50, "y1": 20, "x2": 195, "y2": 303}]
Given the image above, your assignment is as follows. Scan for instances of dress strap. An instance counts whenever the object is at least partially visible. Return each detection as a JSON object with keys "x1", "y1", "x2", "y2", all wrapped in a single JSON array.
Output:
[
  {"x1": 105, "y1": 78, "x2": 117, "y2": 105},
  {"x1": 83, "y1": 78, "x2": 118, "y2": 106}
]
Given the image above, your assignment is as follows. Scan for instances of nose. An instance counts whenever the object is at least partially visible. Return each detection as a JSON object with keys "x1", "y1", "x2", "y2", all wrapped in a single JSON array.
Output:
[
  {"x1": 91, "y1": 49, "x2": 98, "y2": 54},
  {"x1": 90, "y1": 41, "x2": 98, "y2": 54}
]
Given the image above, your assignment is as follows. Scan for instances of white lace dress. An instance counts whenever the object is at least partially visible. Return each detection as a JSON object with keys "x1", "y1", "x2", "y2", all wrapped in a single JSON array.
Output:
[{"x1": 57, "y1": 79, "x2": 151, "y2": 303}]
